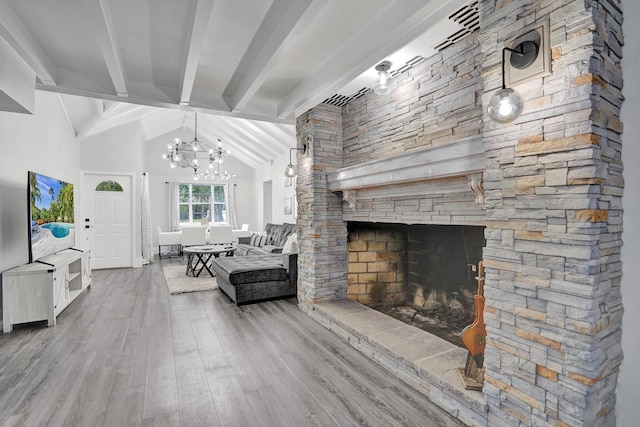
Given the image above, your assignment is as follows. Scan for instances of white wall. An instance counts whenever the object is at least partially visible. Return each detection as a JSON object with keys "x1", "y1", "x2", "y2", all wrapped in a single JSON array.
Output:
[
  {"x1": 618, "y1": 1, "x2": 640, "y2": 424},
  {"x1": 253, "y1": 151, "x2": 298, "y2": 230},
  {"x1": 80, "y1": 120, "x2": 144, "y2": 172},
  {"x1": 0, "y1": 91, "x2": 80, "y2": 315}
]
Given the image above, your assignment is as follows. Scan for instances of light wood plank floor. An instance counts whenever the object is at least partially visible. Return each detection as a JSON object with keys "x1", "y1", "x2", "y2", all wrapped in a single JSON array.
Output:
[{"x1": 0, "y1": 258, "x2": 464, "y2": 427}]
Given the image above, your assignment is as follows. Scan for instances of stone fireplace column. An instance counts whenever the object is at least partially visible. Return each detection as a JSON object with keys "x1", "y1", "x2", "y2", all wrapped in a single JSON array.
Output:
[
  {"x1": 480, "y1": 1, "x2": 623, "y2": 426},
  {"x1": 295, "y1": 104, "x2": 348, "y2": 309}
]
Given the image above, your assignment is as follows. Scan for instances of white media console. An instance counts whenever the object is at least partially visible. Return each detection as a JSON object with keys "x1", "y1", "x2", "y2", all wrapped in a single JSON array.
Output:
[{"x1": 2, "y1": 249, "x2": 91, "y2": 333}]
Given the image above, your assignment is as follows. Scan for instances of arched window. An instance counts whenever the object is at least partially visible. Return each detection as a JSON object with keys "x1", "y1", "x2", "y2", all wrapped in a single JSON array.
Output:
[{"x1": 95, "y1": 180, "x2": 124, "y2": 192}]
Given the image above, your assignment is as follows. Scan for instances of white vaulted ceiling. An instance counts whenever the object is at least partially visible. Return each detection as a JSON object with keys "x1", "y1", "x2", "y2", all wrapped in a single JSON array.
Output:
[{"x1": 0, "y1": 0, "x2": 474, "y2": 168}]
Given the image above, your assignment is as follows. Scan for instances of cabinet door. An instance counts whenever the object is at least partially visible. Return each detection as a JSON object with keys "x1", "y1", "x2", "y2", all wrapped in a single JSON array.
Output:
[
  {"x1": 2, "y1": 271, "x2": 53, "y2": 330},
  {"x1": 53, "y1": 267, "x2": 69, "y2": 316}
]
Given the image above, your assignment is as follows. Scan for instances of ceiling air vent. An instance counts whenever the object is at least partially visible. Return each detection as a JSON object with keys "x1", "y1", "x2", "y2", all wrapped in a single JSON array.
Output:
[
  {"x1": 324, "y1": 87, "x2": 371, "y2": 107},
  {"x1": 433, "y1": 1, "x2": 479, "y2": 51},
  {"x1": 391, "y1": 56, "x2": 426, "y2": 77}
]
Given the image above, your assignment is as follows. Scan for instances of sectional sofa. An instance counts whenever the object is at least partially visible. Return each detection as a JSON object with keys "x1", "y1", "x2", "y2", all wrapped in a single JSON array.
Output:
[
  {"x1": 235, "y1": 222, "x2": 297, "y2": 256},
  {"x1": 211, "y1": 223, "x2": 299, "y2": 305}
]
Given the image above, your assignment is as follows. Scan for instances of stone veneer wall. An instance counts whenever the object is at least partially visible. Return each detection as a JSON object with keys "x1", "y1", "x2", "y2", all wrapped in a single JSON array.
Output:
[
  {"x1": 341, "y1": 31, "x2": 485, "y2": 226},
  {"x1": 342, "y1": 33, "x2": 484, "y2": 167},
  {"x1": 480, "y1": 1, "x2": 623, "y2": 426},
  {"x1": 296, "y1": 104, "x2": 348, "y2": 307}
]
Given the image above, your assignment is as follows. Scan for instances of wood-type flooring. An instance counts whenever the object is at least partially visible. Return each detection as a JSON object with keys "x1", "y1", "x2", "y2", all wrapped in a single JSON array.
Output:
[{"x1": 0, "y1": 257, "x2": 464, "y2": 427}]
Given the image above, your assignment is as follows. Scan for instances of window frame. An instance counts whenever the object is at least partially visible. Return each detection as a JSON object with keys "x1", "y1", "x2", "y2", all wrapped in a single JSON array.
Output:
[{"x1": 178, "y1": 183, "x2": 229, "y2": 225}]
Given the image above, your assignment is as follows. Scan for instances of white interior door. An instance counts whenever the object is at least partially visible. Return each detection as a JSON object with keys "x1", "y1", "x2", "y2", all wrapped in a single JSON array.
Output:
[{"x1": 83, "y1": 173, "x2": 133, "y2": 269}]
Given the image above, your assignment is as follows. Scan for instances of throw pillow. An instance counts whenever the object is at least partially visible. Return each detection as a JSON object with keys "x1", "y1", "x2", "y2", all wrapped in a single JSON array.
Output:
[
  {"x1": 282, "y1": 233, "x2": 298, "y2": 253},
  {"x1": 249, "y1": 232, "x2": 263, "y2": 247},
  {"x1": 250, "y1": 232, "x2": 273, "y2": 247}
]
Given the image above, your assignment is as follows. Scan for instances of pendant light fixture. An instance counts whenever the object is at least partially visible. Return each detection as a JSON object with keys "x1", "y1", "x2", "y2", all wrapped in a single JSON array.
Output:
[
  {"x1": 372, "y1": 61, "x2": 393, "y2": 95},
  {"x1": 284, "y1": 141, "x2": 308, "y2": 178},
  {"x1": 161, "y1": 113, "x2": 232, "y2": 180}
]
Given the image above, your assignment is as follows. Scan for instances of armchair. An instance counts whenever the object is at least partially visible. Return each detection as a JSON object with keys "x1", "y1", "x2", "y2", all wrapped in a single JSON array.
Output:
[
  {"x1": 181, "y1": 226, "x2": 207, "y2": 249},
  {"x1": 157, "y1": 226, "x2": 181, "y2": 258},
  {"x1": 209, "y1": 225, "x2": 233, "y2": 245}
]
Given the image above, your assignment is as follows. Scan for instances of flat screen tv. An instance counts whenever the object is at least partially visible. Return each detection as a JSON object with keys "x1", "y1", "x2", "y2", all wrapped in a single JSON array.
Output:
[{"x1": 28, "y1": 171, "x2": 75, "y2": 263}]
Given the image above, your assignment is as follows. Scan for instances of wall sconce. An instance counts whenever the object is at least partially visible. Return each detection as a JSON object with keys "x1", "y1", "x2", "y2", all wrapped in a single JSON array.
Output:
[
  {"x1": 372, "y1": 61, "x2": 393, "y2": 95},
  {"x1": 487, "y1": 41, "x2": 538, "y2": 123},
  {"x1": 488, "y1": 21, "x2": 550, "y2": 124},
  {"x1": 284, "y1": 142, "x2": 308, "y2": 177}
]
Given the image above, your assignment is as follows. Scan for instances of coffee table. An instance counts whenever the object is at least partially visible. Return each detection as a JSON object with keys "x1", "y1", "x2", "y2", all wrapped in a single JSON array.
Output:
[{"x1": 183, "y1": 245, "x2": 237, "y2": 277}]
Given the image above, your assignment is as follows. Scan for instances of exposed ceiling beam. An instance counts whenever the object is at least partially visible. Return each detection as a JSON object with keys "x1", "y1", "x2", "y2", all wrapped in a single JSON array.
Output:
[
  {"x1": 55, "y1": 94, "x2": 76, "y2": 137},
  {"x1": 0, "y1": 0, "x2": 57, "y2": 85},
  {"x1": 81, "y1": 0, "x2": 128, "y2": 97},
  {"x1": 76, "y1": 102, "x2": 119, "y2": 140},
  {"x1": 199, "y1": 116, "x2": 271, "y2": 161},
  {"x1": 222, "y1": 0, "x2": 327, "y2": 113},
  {"x1": 93, "y1": 98, "x2": 104, "y2": 115},
  {"x1": 77, "y1": 102, "x2": 144, "y2": 139},
  {"x1": 214, "y1": 116, "x2": 280, "y2": 159},
  {"x1": 198, "y1": 119, "x2": 267, "y2": 168},
  {"x1": 142, "y1": 111, "x2": 189, "y2": 141},
  {"x1": 247, "y1": 120, "x2": 295, "y2": 151},
  {"x1": 235, "y1": 118, "x2": 292, "y2": 153},
  {"x1": 35, "y1": 81, "x2": 295, "y2": 125},
  {"x1": 179, "y1": 0, "x2": 214, "y2": 106}
]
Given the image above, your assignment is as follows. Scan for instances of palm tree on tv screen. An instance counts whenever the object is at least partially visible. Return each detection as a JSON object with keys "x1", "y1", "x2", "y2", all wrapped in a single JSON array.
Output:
[{"x1": 29, "y1": 172, "x2": 41, "y2": 214}]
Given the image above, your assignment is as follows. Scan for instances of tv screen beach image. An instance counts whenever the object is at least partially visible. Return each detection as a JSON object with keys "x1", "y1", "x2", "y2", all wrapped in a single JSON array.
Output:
[{"x1": 29, "y1": 171, "x2": 75, "y2": 262}]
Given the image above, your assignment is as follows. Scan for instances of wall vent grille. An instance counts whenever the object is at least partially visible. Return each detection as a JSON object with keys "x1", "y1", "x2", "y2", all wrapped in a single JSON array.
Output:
[
  {"x1": 324, "y1": 87, "x2": 371, "y2": 107},
  {"x1": 433, "y1": 1, "x2": 479, "y2": 51}
]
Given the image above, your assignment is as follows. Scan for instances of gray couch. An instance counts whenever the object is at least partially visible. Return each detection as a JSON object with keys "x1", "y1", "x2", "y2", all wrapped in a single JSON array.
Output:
[
  {"x1": 211, "y1": 223, "x2": 299, "y2": 304},
  {"x1": 211, "y1": 253, "x2": 297, "y2": 305},
  {"x1": 235, "y1": 223, "x2": 297, "y2": 256}
]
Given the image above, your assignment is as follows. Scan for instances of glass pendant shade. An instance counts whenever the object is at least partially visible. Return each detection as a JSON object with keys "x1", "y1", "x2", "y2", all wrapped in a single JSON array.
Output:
[
  {"x1": 284, "y1": 164, "x2": 296, "y2": 178},
  {"x1": 487, "y1": 87, "x2": 524, "y2": 123},
  {"x1": 372, "y1": 72, "x2": 391, "y2": 95},
  {"x1": 283, "y1": 143, "x2": 307, "y2": 178},
  {"x1": 372, "y1": 61, "x2": 392, "y2": 95}
]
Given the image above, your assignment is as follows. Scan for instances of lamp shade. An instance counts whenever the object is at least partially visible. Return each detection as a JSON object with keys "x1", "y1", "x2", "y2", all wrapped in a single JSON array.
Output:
[
  {"x1": 284, "y1": 164, "x2": 296, "y2": 178},
  {"x1": 487, "y1": 87, "x2": 524, "y2": 123}
]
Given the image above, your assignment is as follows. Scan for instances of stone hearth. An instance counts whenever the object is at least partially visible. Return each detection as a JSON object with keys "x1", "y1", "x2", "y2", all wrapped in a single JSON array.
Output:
[{"x1": 309, "y1": 299, "x2": 488, "y2": 427}]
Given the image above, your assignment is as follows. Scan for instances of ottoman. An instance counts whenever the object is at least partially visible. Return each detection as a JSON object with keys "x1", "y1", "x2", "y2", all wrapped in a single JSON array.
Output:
[{"x1": 211, "y1": 253, "x2": 298, "y2": 305}]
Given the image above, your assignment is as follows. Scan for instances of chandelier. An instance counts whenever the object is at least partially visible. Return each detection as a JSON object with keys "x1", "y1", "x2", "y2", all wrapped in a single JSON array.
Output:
[
  {"x1": 201, "y1": 159, "x2": 236, "y2": 181},
  {"x1": 161, "y1": 113, "x2": 232, "y2": 180}
]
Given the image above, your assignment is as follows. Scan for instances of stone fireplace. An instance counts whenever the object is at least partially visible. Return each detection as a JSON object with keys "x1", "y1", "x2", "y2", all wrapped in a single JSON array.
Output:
[{"x1": 295, "y1": 2, "x2": 624, "y2": 426}]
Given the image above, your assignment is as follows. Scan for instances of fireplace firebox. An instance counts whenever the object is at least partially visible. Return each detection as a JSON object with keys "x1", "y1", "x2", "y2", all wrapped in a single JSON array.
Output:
[{"x1": 347, "y1": 222, "x2": 485, "y2": 347}]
